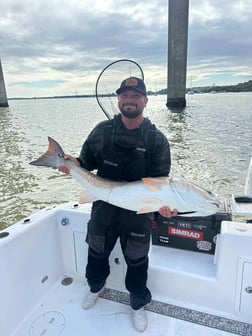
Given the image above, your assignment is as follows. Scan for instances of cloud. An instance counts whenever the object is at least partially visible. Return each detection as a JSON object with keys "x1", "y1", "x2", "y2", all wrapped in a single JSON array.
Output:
[
  {"x1": 0, "y1": 0, "x2": 252, "y2": 97},
  {"x1": 9, "y1": 79, "x2": 66, "y2": 88},
  {"x1": 187, "y1": 0, "x2": 252, "y2": 85}
]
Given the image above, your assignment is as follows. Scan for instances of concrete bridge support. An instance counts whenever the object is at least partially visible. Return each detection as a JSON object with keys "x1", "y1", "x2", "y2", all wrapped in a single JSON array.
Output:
[
  {"x1": 167, "y1": 0, "x2": 189, "y2": 109},
  {"x1": 0, "y1": 60, "x2": 9, "y2": 108}
]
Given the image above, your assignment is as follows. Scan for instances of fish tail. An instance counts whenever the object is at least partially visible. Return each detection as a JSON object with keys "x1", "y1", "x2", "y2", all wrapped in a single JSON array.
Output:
[{"x1": 29, "y1": 136, "x2": 65, "y2": 168}]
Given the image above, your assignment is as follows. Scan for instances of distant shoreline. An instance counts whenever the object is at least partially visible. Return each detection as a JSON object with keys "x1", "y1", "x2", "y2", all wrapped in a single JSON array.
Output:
[{"x1": 7, "y1": 79, "x2": 252, "y2": 100}]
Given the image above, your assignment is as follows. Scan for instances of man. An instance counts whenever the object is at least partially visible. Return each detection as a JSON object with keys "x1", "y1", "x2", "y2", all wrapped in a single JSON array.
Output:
[{"x1": 59, "y1": 77, "x2": 177, "y2": 332}]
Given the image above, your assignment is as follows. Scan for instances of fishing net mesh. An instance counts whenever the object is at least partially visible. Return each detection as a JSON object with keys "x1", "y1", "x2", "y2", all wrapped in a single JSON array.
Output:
[{"x1": 95, "y1": 59, "x2": 144, "y2": 119}]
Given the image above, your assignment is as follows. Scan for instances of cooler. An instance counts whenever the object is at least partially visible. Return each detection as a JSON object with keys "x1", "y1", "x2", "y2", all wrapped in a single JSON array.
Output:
[{"x1": 152, "y1": 198, "x2": 232, "y2": 254}]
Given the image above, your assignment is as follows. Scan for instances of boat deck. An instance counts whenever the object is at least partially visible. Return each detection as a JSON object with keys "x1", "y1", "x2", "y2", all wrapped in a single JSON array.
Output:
[
  {"x1": 14, "y1": 276, "x2": 247, "y2": 336},
  {"x1": 2, "y1": 203, "x2": 252, "y2": 336}
]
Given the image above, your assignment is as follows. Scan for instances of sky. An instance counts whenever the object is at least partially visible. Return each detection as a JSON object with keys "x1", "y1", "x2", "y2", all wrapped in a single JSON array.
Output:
[{"x1": 1, "y1": 0, "x2": 252, "y2": 98}]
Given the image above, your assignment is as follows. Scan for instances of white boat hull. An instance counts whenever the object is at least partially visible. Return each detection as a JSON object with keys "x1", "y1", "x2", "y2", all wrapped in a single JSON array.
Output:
[{"x1": 1, "y1": 203, "x2": 252, "y2": 335}]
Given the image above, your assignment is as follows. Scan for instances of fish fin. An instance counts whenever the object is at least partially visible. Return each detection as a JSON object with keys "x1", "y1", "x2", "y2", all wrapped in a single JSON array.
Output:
[
  {"x1": 142, "y1": 177, "x2": 168, "y2": 191},
  {"x1": 79, "y1": 189, "x2": 98, "y2": 204},
  {"x1": 29, "y1": 137, "x2": 65, "y2": 168}
]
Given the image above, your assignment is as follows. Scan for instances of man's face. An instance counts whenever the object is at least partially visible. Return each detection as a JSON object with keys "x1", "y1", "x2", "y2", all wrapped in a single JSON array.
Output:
[{"x1": 118, "y1": 89, "x2": 148, "y2": 119}]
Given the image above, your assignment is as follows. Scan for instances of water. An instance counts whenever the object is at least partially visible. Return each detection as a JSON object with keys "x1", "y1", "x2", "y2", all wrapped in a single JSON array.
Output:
[{"x1": 1, "y1": 93, "x2": 252, "y2": 230}]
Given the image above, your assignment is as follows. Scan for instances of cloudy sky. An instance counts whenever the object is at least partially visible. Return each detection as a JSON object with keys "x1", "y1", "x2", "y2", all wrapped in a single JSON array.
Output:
[{"x1": 1, "y1": 0, "x2": 252, "y2": 98}]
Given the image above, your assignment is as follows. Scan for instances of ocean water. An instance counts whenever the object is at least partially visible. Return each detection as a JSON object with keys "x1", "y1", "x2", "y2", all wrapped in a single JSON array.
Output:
[{"x1": 0, "y1": 93, "x2": 252, "y2": 229}]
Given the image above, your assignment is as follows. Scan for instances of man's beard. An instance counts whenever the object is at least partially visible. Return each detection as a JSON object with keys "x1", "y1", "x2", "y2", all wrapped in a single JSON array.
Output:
[{"x1": 119, "y1": 104, "x2": 143, "y2": 119}]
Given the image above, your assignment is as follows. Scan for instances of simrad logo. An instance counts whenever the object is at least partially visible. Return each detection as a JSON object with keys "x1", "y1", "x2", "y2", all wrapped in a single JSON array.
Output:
[{"x1": 168, "y1": 227, "x2": 204, "y2": 240}]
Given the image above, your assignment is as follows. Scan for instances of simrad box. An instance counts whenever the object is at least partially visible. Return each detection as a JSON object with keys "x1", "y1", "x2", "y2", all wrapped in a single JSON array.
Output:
[{"x1": 152, "y1": 199, "x2": 232, "y2": 254}]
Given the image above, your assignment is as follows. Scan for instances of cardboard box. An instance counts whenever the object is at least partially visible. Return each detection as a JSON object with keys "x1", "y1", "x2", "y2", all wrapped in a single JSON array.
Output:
[{"x1": 152, "y1": 199, "x2": 232, "y2": 254}]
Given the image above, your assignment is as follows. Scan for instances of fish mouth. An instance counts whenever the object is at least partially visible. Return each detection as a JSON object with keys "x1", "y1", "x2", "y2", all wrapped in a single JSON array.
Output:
[
  {"x1": 177, "y1": 211, "x2": 196, "y2": 216},
  {"x1": 176, "y1": 200, "x2": 220, "y2": 217}
]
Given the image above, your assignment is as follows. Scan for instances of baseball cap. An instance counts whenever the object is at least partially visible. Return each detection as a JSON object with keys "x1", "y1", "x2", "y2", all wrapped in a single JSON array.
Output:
[{"x1": 116, "y1": 77, "x2": 147, "y2": 96}]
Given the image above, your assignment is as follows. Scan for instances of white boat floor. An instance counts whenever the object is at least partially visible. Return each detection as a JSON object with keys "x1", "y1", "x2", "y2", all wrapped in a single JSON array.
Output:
[{"x1": 14, "y1": 276, "x2": 238, "y2": 336}]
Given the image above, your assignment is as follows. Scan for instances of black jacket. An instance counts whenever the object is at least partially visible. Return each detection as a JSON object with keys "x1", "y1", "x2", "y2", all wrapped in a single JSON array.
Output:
[{"x1": 78, "y1": 114, "x2": 171, "y2": 182}]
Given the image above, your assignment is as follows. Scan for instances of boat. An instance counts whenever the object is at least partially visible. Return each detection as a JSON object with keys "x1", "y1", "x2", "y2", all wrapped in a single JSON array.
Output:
[{"x1": 1, "y1": 161, "x2": 252, "y2": 336}]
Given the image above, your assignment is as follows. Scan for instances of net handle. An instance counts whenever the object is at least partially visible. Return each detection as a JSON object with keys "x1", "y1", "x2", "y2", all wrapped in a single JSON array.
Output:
[{"x1": 95, "y1": 59, "x2": 144, "y2": 120}]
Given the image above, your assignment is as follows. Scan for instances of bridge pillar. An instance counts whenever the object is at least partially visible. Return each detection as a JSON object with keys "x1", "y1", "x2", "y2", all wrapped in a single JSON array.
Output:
[
  {"x1": 0, "y1": 60, "x2": 9, "y2": 108},
  {"x1": 166, "y1": 0, "x2": 189, "y2": 109}
]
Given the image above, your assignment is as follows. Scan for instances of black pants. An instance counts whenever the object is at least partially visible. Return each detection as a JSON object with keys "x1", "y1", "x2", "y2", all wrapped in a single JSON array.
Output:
[{"x1": 85, "y1": 201, "x2": 153, "y2": 310}]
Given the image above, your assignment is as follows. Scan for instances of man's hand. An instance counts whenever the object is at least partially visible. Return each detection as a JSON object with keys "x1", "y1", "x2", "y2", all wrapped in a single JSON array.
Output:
[
  {"x1": 58, "y1": 155, "x2": 80, "y2": 174},
  {"x1": 158, "y1": 206, "x2": 178, "y2": 218}
]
